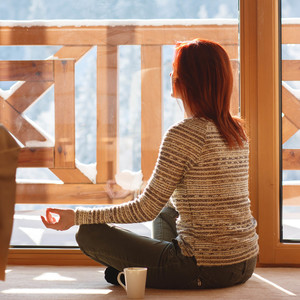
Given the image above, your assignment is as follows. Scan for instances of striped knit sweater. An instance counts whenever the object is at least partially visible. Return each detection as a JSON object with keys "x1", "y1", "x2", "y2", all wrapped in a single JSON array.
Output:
[{"x1": 75, "y1": 117, "x2": 259, "y2": 266}]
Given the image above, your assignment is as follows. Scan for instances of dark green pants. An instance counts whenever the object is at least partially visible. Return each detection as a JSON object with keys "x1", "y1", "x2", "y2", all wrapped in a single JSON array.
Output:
[{"x1": 76, "y1": 207, "x2": 256, "y2": 289}]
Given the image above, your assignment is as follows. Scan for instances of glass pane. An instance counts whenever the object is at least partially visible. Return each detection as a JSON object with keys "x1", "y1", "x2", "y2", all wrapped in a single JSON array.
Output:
[
  {"x1": 281, "y1": 0, "x2": 300, "y2": 241},
  {"x1": 2, "y1": 0, "x2": 240, "y2": 247},
  {"x1": 118, "y1": 46, "x2": 141, "y2": 172},
  {"x1": 11, "y1": 204, "x2": 151, "y2": 247},
  {"x1": 0, "y1": 1, "x2": 238, "y2": 20}
]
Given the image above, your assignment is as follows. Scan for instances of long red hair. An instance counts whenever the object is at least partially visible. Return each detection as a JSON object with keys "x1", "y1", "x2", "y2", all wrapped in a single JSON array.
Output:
[{"x1": 173, "y1": 38, "x2": 247, "y2": 148}]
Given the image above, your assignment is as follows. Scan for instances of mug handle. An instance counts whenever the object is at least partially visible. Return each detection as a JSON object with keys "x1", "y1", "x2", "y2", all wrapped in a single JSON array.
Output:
[{"x1": 117, "y1": 271, "x2": 126, "y2": 290}]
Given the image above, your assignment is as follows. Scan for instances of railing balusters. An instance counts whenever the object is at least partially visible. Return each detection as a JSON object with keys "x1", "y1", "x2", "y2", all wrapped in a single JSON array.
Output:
[
  {"x1": 281, "y1": 29, "x2": 300, "y2": 205},
  {"x1": 0, "y1": 97, "x2": 47, "y2": 145},
  {"x1": 5, "y1": 81, "x2": 53, "y2": 113},
  {"x1": 54, "y1": 46, "x2": 93, "y2": 62},
  {"x1": 2, "y1": 23, "x2": 297, "y2": 205}
]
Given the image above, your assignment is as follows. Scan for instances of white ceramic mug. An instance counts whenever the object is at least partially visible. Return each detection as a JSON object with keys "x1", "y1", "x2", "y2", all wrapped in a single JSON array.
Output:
[{"x1": 117, "y1": 267, "x2": 147, "y2": 299}]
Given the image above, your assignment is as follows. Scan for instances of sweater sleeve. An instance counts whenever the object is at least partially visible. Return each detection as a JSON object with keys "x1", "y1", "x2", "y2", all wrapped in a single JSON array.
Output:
[{"x1": 75, "y1": 119, "x2": 206, "y2": 225}]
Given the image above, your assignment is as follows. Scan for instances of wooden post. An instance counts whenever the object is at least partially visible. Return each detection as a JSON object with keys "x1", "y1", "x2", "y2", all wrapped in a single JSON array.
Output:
[
  {"x1": 240, "y1": 0, "x2": 259, "y2": 225},
  {"x1": 230, "y1": 59, "x2": 240, "y2": 116},
  {"x1": 54, "y1": 59, "x2": 76, "y2": 168},
  {"x1": 256, "y1": 0, "x2": 281, "y2": 264},
  {"x1": 96, "y1": 45, "x2": 118, "y2": 183},
  {"x1": 141, "y1": 45, "x2": 162, "y2": 180}
]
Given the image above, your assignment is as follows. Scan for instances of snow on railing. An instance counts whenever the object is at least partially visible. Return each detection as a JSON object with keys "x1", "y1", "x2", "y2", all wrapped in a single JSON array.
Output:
[{"x1": 0, "y1": 18, "x2": 238, "y2": 27}]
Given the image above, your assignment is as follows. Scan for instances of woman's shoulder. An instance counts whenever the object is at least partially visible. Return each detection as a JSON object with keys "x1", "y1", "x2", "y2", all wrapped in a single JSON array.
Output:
[
  {"x1": 168, "y1": 117, "x2": 208, "y2": 132},
  {"x1": 163, "y1": 117, "x2": 208, "y2": 146}
]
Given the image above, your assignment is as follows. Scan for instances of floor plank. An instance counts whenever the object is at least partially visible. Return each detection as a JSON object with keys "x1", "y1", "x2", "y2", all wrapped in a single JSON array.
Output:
[{"x1": 0, "y1": 266, "x2": 299, "y2": 299}]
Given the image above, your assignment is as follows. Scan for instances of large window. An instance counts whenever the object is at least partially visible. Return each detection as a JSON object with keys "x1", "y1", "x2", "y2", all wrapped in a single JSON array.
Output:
[{"x1": 1, "y1": 0, "x2": 240, "y2": 250}]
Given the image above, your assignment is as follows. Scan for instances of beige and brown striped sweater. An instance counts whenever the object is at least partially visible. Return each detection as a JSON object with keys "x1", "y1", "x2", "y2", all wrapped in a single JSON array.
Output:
[{"x1": 75, "y1": 117, "x2": 259, "y2": 266}]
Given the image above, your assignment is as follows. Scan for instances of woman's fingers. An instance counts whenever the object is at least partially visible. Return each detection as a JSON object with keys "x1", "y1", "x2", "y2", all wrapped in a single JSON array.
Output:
[
  {"x1": 40, "y1": 215, "x2": 48, "y2": 226},
  {"x1": 41, "y1": 215, "x2": 57, "y2": 229},
  {"x1": 41, "y1": 215, "x2": 63, "y2": 230},
  {"x1": 41, "y1": 208, "x2": 75, "y2": 231},
  {"x1": 46, "y1": 208, "x2": 57, "y2": 224}
]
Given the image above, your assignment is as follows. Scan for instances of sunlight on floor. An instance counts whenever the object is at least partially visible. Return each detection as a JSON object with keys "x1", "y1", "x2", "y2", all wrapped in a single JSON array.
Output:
[
  {"x1": 0, "y1": 267, "x2": 114, "y2": 297},
  {"x1": 1, "y1": 288, "x2": 112, "y2": 295},
  {"x1": 1, "y1": 269, "x2": 114, "y2": 296},
  {"x1": 253, "y1": 273, "x2": 297, "y2": 296},
  {"x1": 33, "y1": 272, "x2": 76, "y2": 281}
]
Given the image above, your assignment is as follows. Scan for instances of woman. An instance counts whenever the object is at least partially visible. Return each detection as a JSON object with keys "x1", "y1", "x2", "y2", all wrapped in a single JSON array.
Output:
[{"x1": 41, "y1": 39, "x2": 258, "y2": 289}]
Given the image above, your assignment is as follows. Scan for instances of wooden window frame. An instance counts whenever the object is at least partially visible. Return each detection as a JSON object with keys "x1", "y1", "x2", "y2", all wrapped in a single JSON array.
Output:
[
  {"x1": 6, "y1": 0, "x2": 300, "y2": 265},
  {"x1": 241, "y1": 0, "x2": 300, "y2": 265}
]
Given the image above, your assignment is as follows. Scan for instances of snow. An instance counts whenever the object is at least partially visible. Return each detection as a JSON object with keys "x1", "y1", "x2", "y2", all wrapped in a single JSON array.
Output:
[
  {"x1": 19, "y1": 227, "x2": 44, "y2": 245},
  {"x1": 75, "y1": 160, "x2": 97, "y2": 184},
  {"x1": 0, "y1": 81, "x2": 24, "y2": 100},
  {"x1": 282, "y1": 18, "x2": 300, "y2": 24},
  {"x1": 25, "y1": 140, "x2": 54, "y2": 147},
  {"x1": 1, "y1": 18, "x2": 299, "y2": 28},
  {"x1": 282, "y1": 81, "x2": 300, "y2": 99},
  {"x1": 22, "y1": 116, "x2": 54, "y2": 147},
  {"x1": 16, "y1": 179, "x2": 63, "y2": 184},
  {"x1": 70, "y1": 161, "x2": 146, "y2": 197},
  {"x1": 0, "y1": 18, "x2": 238, "y2": 28},
  {"x1": 115, "y1": 170, "x2": 143, "y2": 191},
  {"x1": 283, "y1": 180, "x2": 300, "y2": 186}
]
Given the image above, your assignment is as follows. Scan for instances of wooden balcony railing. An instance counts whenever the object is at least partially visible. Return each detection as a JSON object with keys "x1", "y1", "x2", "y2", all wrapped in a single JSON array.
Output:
[
  {"x1": 0, "y1": 20, "x2": 299, "y2": 206},
  {"x1": 281, "y1": 21, "x2": 300, "y2": 206}
]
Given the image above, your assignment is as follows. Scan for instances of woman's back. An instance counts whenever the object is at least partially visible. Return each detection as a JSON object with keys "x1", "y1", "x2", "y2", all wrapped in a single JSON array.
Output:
[{"x1": 165, "y1": 117, "x2": 258, "y2": 266}]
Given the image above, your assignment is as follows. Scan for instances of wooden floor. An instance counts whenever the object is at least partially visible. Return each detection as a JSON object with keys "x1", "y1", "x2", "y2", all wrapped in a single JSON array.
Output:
[{"x1": 0, "y1": 266, "x2": 299, "y2": 299}]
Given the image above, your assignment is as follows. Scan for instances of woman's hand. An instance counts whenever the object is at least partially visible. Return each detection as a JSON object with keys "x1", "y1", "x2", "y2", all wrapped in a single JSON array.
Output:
[{"x1": 41, "y1": 208, "x2": 75, "y2": 231}]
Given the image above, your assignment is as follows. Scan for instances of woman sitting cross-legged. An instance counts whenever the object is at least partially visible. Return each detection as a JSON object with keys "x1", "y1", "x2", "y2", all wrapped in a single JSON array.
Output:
[{"x1": 41, "y1": 38, "x2": 258, "y2": 289}]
